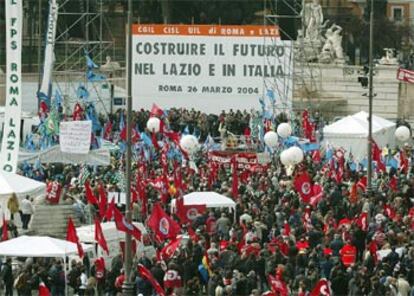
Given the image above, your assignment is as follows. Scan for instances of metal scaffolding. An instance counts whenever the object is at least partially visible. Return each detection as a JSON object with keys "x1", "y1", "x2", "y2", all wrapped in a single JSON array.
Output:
[{"x1": 263, "y1": 0, "x2": 323, "y2": 112}]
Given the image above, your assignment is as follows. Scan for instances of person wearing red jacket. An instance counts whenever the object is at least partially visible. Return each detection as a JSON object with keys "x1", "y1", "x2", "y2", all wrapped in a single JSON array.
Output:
[{"x1": 339, "y1": 242, "x2": 357, "y2": 267}]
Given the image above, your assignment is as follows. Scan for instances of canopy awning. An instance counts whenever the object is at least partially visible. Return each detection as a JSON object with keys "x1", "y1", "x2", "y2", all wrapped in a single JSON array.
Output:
[{"x1": 0, "y1": 235, "x2": 93, "y2": 257}]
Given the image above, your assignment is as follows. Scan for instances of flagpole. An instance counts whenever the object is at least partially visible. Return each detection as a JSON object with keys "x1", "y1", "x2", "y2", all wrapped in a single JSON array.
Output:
[
  {"x1": 122, "y1": 0, "x2": 134, "y2": 294},
  {"x1": 367, "y1": 0, "x2": 374, "y2": 194}
]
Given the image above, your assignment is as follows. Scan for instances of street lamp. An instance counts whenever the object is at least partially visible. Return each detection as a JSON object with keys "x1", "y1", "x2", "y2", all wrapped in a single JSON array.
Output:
[
  {"x1": 122, "y1": 0, "x2": 134, "y2": 294},
  {"x1": 367, "y1": 0, "x2": 374, "y2": 194}
]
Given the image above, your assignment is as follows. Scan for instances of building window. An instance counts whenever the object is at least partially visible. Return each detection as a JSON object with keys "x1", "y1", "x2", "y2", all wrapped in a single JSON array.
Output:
[{"x1": 392, "y1": 6, "x2": 403, "y2": 22}]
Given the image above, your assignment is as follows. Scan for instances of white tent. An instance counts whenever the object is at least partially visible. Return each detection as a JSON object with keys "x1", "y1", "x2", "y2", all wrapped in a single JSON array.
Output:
[
  {"x1": 323, "y1": 111, "x2": 396, "y2": 159},
  {"x1": 0, "y1": 172, "x2": 46, "y2": 220},
  {"x1": 0, "y1": 171, "x2": 45, "y2": 199},
  {"x1": 0, "y1": 235, "x2": 93, "y2": 295},
  {"x1": 76, "y1": 221, "x2": 148, "y2": 243},
  {"x1": 0, "y1": 235, "x2": 92, "y2": 257},
  {"x1": 172, "y1": 192, "x2": 237, "y2": 220}
]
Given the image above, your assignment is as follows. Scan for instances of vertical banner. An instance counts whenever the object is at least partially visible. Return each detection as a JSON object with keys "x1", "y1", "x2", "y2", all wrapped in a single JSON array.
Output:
[
  {"x1": 38, "y1": 0, "x2": 59, "y2": 103},
  {"x1": 1, "y1": 0, "x2": 23, "y2": 173}
]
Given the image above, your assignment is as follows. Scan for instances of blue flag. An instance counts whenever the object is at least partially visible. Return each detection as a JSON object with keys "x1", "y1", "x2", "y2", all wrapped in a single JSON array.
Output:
[
  {"x1": 87, "y1": 70, "x2": 106, "y2": 82},
  {"x1": 85, "y1": 52, "x2": 99, "y2": 69},
  {"x1": 140, "y1": 132, "x2": 153, "y2": 147},
  {"x1": 266, "y1": 89, "x2": 275, "y2": 104},
  {"x1": 76, "y1": 85, "x2": 89, "y2": 100}
]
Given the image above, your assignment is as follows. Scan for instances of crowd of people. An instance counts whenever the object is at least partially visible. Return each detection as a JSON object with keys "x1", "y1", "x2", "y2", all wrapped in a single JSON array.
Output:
[{"x1": 2, "y1": 106, "x2": 414, "y2": 296}]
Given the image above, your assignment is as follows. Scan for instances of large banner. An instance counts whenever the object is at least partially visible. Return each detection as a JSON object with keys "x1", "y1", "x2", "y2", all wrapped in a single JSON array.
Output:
[
  {"x1": 1, "y1": 0, "x2": 23, "y2": 173},
  {"x1": 60, "y1": 121, "x2": 92, "y2": 154},
  {"x1": 132, "y1": 24, "x2": 293, "y2": 113},
  {"x1": 38, "y1": 0, "x2": 59, "y2": 102},
  {"x1": 208, "y1": 151, "x2": 271, "y2": 172}
]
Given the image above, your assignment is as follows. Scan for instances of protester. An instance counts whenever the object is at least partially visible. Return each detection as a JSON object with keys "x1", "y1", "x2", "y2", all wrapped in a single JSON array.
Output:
[
  {"x1": 20, "y1": 195, "x2": 34, "y2": 230},
  {"x1": 7, "y1": 193, "x2": 20, "y2": 221}
]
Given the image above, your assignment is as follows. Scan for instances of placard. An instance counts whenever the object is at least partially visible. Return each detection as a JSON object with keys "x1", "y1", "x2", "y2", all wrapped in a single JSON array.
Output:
[{"x1": 59, "y1": 121, "x2": 92, "y2": 154}]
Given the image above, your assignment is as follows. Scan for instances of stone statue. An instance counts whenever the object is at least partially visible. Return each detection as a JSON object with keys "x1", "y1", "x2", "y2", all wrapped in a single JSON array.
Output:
[
  {"x1": 379, "y1": 48, "x2": 398, "y2": 65},
  {"x1": 319, "y1": 24, "x2": 344, "y2": 63},
  {"x1": 302, "y1": 0, "x2": 324, "y2": 41}
]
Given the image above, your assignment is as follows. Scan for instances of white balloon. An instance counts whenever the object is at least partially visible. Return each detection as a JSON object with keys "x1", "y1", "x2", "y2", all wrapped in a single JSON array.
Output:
[
  {"x1": 277, "y1": 123, "x2": 292, "y2": 138},
  {"x1": 180, "y1": 135, "x2": 199, "y2": 153},
  {"x1": 264, "y1": 131, "x2": 279, "y2": 148},
  {"x1": 280, "y1": 149, "x2": 294, "y2": 166},
  {"x1": 395, "y1": 125, "x2": 411, "y2": 142},
  {"x1": 290, "y1": 146, "x2": 304, "y2": 164},
  {"x1": 146, "y1": 117, "x2": 161, "y2": 133}
]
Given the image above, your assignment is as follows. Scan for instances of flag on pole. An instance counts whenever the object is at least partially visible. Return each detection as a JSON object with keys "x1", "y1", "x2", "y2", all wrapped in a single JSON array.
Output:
[
  {"x1": 98, "y1": 183, "x2": 107, "y2": 219},
  {"x1": 137, "y1": 264, "x2": 166, "y2": 296},
  {"x1": 160, "y1": 237, "x2": 182, "y2": 260},
  {"x1": 310, "y1": 279, "x2": 331, "y2": 296},
  {"x1": 147, "y1": 203, "x2": 181, "y2": 242},
  {"x1": 94, "y1": 218, "x2": 109, "y2": 255},
  {"x1": 66, "y1": 218, "x2": 84, "y2": 258},
  {"x1": 294, "y1": 171, "x2": 313, "y2": 203},
  {"x1": 113, "y1": 207, "x2": 142, "y2": 241},
  {"x1": 84, "y1": 180, "x2": 99, "y2": 205}
]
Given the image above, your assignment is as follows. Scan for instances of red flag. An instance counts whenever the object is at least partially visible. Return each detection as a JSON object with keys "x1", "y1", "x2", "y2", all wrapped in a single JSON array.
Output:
[
  {"x1": 147, "y1": 203, "x2": 181, "y2": 242},
  {"x1": 372, "y1": 140, "x2": 386, "y2": 172},
  {"x1": 151, "y1": 132, "x2": 160, "y2": 149},
  {"x1": 294, "y1": 171, "x2": 313, "y2": 203},
  {"x1": 39, "y1": 282, "x2": 50, "y2": 296},
  {"x1": 66, "y1": 218, "x2": 84, "y2": 258},
  {"x1": 84, "y1": 180, "x2": 99, "y2": 205},
  {"x1": 312, "y1": 149, "x2": 321, "y2": 163},
  {"x1": 150, "y1": 103, "x2": 164, "y2": 117},
  {"x1": 72, "y1": 103, "x2": 84, "y2": 121},
  {"x1": 283, "y1": 221, "x2": 291, "y2": 236},
  {"x1": 164, "y1": 131, "x2": 181, "y2": 145},
  {"x1": 176, "y1": 198, "x2": 206, "y2": 224},
  {"x1": 268, "y1": 274, "x2": 288, "y2": 296},
  {"x1": 368, "y1": 240, "x2": 378, "y2": 264},
  {"x1": 137, "y1": 264, "x2": 166, "y2": 296},
  {"x1": 384, "y1": 204, "x2": 396, "y2": 220},
  {"x1": 389, "y1": 176, "x2": 398, "y2": 192},
  {"x1": 231, "y1": 156, "x2": 239, "y2": 199},
  {"x1": 137, "y1": 180, "x2": 147, "y2": 217},
  {"x1": 2, "y1": 216, "x2": 8, "y2": 241},
  {"x1": 39, "y1": 101, "x2": 49, "y2": 114},
  {"x1": 98, "y1": 183, "x2": 107, "y2": 219},
  {"x1": 105, "y1": 198, "x2": 115, "y2": 221},
  {"x1": 119, "y1": 126, "x2": 140, "y2": 144},
  {"x1": 113, "y1": 207, "x2": 142, "y2": 241},
  {"x1": 160, "y1": 237, "x2": 182, "y2": 260},
  {"x1": 310, "y1": 279, "x2": 331, "y2": 296},
  {"x1": 309, "y1": 184, "x2": 323, "y2": 207},
  {"x1": 103, "y1": 120, "x2": 112, "y2": 140},
  {"x1": 355, "y1": 212, "x2": 368, "y2": 232},
  {"x1": 187, "y1": 225, "x2": 199, "y2": 242},
  {"x1": 399, "y1": 150, "x2": 409, "y2": 174},
  {"x1": 302, "y1": 110, "x2": 316, "y2": 142},
  {"x1": 94, "y1": 218, "x2": 109, "y2": 255},
  {"x1": 356, "y1": 176, "x2": 367, "y2": 192}
]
